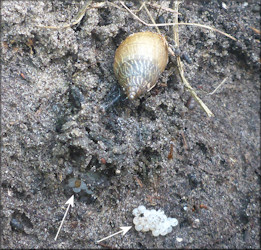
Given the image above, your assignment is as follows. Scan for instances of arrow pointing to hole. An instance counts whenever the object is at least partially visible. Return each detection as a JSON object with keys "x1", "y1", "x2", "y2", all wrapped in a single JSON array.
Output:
[
  {"x1": 97, "y1": 226, "x2": 132, "y2": 243},
  {"x1": 54, "y1": 195, "x2": 74, "y2": 241}
]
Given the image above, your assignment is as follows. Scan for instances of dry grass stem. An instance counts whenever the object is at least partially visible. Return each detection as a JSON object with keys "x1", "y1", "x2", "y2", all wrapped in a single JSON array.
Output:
[
  {"x1": 250, "y1": 26, "x2": 261, "y2": 35},
  {"x1": 171, "y1": 1, "x2": 214, "y2": 117},
  {"x1": 208, "y1": 77, "x2": 228, "y2": 95},
  {"x1": 172, "y1": 1, "x2": 180, "y2": 46},
  {"x1": 120, "y1": 2, "x2": 236, "y2": 41},
  {"x1": 140, "y1": 1, "x2": 160, "y2": 34}
]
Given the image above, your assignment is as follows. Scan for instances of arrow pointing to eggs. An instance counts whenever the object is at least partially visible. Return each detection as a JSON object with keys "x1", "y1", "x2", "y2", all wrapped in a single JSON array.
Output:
[
  {"x1": 54, "y1": 195, "x2": 74, "y2": 241},
  {"x1": 97, "y1": 226, "x2": 132, "y2": 243}
]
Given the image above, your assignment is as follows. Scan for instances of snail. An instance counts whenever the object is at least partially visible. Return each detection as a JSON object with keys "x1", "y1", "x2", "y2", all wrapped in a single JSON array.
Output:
[{"x1": 113, "y1": 31, "x2": 168, "y2": 100}]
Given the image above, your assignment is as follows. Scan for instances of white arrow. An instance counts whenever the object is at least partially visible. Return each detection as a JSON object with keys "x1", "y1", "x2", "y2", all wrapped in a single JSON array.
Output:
[
  {"x1": 54, "y1": 195, "x2": 74, "y2": 241},
  {"x1": 97, "y1": 226, "x2": 132, "y2": 243}
]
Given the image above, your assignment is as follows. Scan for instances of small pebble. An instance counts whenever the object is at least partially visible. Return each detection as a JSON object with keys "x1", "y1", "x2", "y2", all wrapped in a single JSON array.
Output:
[
  {"x1": 115, "y1": 169, "x2": 121, "y2": 175},
  {"x1": 192, "y1": 218, "x2": 200, "y2": 228},
  {"x1": 176, "y1": 237, "x2": 183, "y2": 242},
  {"x1": 222, "y1": 2, "x2": 227, "y2": 10}
]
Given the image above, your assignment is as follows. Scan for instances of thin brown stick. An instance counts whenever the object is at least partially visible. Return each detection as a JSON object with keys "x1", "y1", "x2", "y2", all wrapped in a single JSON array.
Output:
[
  {"x1": 171, "y1": 2, "x2": 214, "y2": 117},
  {"x1": 180, "y1": 131, "x2": 188, "y2": 150},
  {"x1": 250, "y1": 26, "x2": 261, "y2": 35},
  {"x1": 172, "y1": 1, "x2": 180, "y2": 46},
  {"x1": 140, "y1": 1, "x2": 161, "y2": 34},
  {"x1": 120, "y1": 2, "x2": 236, "y2": 41}
]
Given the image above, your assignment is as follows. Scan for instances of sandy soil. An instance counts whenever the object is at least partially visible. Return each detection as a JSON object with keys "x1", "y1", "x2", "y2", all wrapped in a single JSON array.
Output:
[{"x1": 1, "y1": 0, "x2": 260, "y2": 249}]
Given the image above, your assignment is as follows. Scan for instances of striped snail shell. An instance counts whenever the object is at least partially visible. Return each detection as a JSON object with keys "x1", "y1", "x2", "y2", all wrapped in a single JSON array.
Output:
[{"x1": 113, "y1": 31, "x2": 168, "y2": 100}]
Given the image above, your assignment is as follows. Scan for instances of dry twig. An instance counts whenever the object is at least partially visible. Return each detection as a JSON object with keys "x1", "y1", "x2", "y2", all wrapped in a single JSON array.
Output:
[
  {"x1": 171, "y1": 1, "x2": 214, "y2": 117},
  {"x1": 250, "y1": 26, "x2": 261, "y2": 35},
  {"x1": 140, "y1": 1, "x2": 160, "y2": 34},
  {"x1": 208, "y1": 77, "x2": 228, "y2": 95},
  {"x1": 120, "y1": 2, "x2": 236, "y2": 41}
]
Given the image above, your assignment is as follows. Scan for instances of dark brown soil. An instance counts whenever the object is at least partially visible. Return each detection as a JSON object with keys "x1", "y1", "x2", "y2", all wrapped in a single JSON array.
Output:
[{"x1": 1, "y1": 0, "x2": 260, "y2": 249}]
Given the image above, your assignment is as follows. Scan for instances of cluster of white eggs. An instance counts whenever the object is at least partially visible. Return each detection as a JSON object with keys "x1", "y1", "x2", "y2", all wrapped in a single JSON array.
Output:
[{"x1": 132, "y1": 205, "x2": 178, "y2": 237}]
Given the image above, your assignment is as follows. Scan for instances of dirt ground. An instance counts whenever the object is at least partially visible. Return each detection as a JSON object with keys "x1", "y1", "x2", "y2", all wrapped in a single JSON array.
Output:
[{"x1": 1, "y1": 0, "x2": 260, "y2": 249}]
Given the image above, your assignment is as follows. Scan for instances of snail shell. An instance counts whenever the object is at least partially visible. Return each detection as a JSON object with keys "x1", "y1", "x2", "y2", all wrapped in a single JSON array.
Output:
[{"x1": 113, "y1": 31, "x2": 168, "y2": 100}]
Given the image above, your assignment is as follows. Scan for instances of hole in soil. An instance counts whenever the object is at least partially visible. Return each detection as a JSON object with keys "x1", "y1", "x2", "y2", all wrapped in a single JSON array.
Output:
[
  {"x1": 68, "y1": 86, "x2": 84, "y2": 110},
  {"x1": 85, "y1": 126, "x2": 91, "y2": 133},
  {"x1": 196, "y1": 142, "x2": 208, "y2": 154},
  {"x1": 69, "y1": 146, "x2": 86, "y2": 164},
  {"x1": 142, "y1": 147, "x2": 161, "y2": 163},
  {"x1": 10, "y1": 212, "x2": 33, "y2": 232},
  {"x1": 98, "y1": 8, "x2": 113, "y2": 26},
  {"x1": 159, "y1": 103, "x2": 168, "y2": 111}
]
